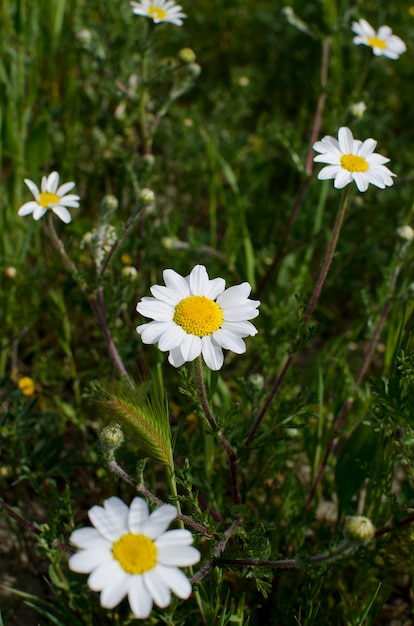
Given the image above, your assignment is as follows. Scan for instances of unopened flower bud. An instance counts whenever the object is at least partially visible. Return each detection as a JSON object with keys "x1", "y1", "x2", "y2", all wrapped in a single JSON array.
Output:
[
  {"x1": 187, "y1": 63, "x2": 201, "y2": 78},
  {"x1": 248, "y1": 373, "x2": 264, "y2": 391},
  {"x1": 142, "y1": 154, "x2": 155, "y2": 170},
  {"x1": 396, "y1": 225, "x2": 414, "y2": 241},
  {"x1": 5, "y1": 266, "x2": 17, "y2": 279},
  {"x1": 162, "y1": 236, "x2": 179, "y2": 250},
  {"x1": 101, "y1": 195, "x2": 119, "y2": 212},
  {"x1": 122, "y1": 266, "x2": 138, "y2": 279},
  {"x1": 100, "y1": 424, "x2": 124, "y2": 451},
  {"x1": 179, "y1": 48, "x2": 196, "y2": 64},
  {"x1": 139, "y1": 188, "x2": 155, "y2": 204},
  {"x1": 344, "y1": 515, "x2": 375, "y2": 544},
  {"x1": 350, "y1": 101, "x2": 367, "y2": 119}
]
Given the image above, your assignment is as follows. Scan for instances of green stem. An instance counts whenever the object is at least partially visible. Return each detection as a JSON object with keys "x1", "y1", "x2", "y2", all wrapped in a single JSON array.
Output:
[{"x1": 193, "y1": 357, "x2": 241, "y2": 505}]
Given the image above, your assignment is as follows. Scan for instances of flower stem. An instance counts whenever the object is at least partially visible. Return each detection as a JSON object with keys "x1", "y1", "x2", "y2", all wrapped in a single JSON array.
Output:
[
  {"x1": 246, "y1": 186, "x2": 351, "y2": 447},
  {"x1": 48, "y1": 216, "x2": 129, "y2": 377},
  {"x1": 193, "y1": 356, "x2": 241, "y2": 505}
]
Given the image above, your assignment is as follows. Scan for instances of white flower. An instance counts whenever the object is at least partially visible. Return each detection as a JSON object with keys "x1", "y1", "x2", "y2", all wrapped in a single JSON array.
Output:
[
  {"x1": 131, "y1": 0, "x2": 186, "y2": 26},
  {"x1": 69, "y1": 496, "x2": 200, "y2": 620},
  {"x1": 18, "y1": 172, "x2": 80, "y2": 223},
  {"x1": 313, "y1": 126, "x2": 396, "y2": 192},
  {"x1": 352, "y1": 18, "x2": 406, "y2": 59},
  {"x1": 136, "y1": 265, "x2": 260, "y2": 370}
]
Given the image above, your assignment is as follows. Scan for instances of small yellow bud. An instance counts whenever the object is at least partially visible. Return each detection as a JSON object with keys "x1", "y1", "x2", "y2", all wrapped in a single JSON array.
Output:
[
  {"x1": 121, "y1": 253, "x2": 134, "y2": 265},
  {"x1": 179, "y1": 48, "x2": 196, "y2": 64},
  {"x1": 344, "y1": 515, "x2": 375, "y2": 543},
  {"x1": 238, "y1": 76, "x2": 250, "y2": 87},
  {"x1": 18, "y1": 377, "x2": 36, "y2": 396}
]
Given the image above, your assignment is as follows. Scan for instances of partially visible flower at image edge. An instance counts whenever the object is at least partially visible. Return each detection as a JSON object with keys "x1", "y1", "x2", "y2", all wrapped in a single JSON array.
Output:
[
  {"x1": 18, "y1": 171, "x2": 80, "y2": 224},
  {"x1": 130, "y1": 0, "x2": 186, "y2": 26},
  {"x1": 69, "y1": 496, "x2": 200, "y2": 619},
  {"x1": 352, "y1": 18, "x2": 406, "y2": 59},
  {"x1": 136, "y1": 264, "x2": 260, "y2": 370},
  {"x1": 313, "y1": 126, "x2": 396, "y2": 192}
]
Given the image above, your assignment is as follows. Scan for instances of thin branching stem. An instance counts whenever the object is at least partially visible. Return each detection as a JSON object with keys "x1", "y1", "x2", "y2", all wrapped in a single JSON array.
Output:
[{"x1": 246, "y1": 186, "x2": 352, "y2": 447}]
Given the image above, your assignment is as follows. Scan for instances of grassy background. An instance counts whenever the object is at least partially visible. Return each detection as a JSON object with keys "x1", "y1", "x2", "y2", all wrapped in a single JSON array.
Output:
[{"x1": 2, "y1": 0, "x2": 414, "y2": 624}]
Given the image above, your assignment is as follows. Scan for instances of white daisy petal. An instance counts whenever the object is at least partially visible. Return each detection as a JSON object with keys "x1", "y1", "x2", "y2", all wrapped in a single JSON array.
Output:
[
  {"x1": 128, "y1": 497, "x2": 149, "y2": 533},
  {"x1": 24, "y1": 178, "x2": 40, "y2": 198},
  {"x1": 213, "y1": 329, "x2": 246, "y2": 353},
  {"x1": 100, "y1": 574, "x2": 129, "y2": 610},
  {"x1": 128, "y1": 575, "x2": 153, "y2": 619},
  {"x1": 157, "y1": 544, "x2": 201, "y2": 566},
  {"x1": 52, "y1": 205, "x2": 72, "y2": 224},
  {"x1": 144, "y1": 568, "x2": 171, "y2": 608},
  {"x1": 156, "y1": 565, "x2": 192, "y2": 599},
  {"x1": 216, "y1": 283, "x2": 251, "y2": 308},
  {"x1": 137, "y1": 299, "x2": 174, "y2": 321},
  {"x1": 56, "y1": 181, "x2": 76, "y2": 196},
  {"x1": 70, "y1": 527, "x2": 105, "y2": 549},
  {"x1": 150, "y1": 285, "x2": 182, "y2": 305},
  {"x1": 88, "y1": 497, "x2": 128, "y2": 541},
  {"x1": 188, "y1": 264, "x2": 210, "y2": 295},
  {"x1": 141, "y1": 504, "x2": 178, "y2": 539},
  {"x1": 168, "y1": 346, "x2": 186, "y2": 367},
  {"x1": 157, "y1": 324, "x2": 187, "y2": 351},
  {"x1": 204, "y1": 276, "x2": 226, "y2": 299},
  {"x1": 33, "y1": 206, "x2": 48, "y2": 220},
  {"x1": 18, "y1": 201, "x2": 38, "y2": 216},
  {"x1": 201, "y1": 336, "x2": 224, "y2": 371},
  {"x1": 163, "y1": 269, "x2": 191, "y2": 297},
  {"x1": 180, "y1": 334, "x2": 202, "y2": 361},
  {"x1": 69, "y1": 547, "x2": 113, "y2": 573},
  {"x1": 88, "y1": 560, "x2": 126, "y2": 592},
  {"x1": 47, "y1": 171, "x2": 60, "y2": 193},
  {"x1": 138, "y1": 321, "x2": 173, "y2": 344},
  {"x1": 155, "y1": 529, "x2": 194, "y2": 547}
]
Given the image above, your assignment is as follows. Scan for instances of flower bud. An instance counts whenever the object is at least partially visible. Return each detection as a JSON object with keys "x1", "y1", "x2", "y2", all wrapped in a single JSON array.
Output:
[
  {"x1": 139, "y1": 188, "x2": 155, "y2": 204},
  {"x1": 101, "y1": 195, "x2": 119, "y2": 212},
  {"x1": 100, "y1": 424, "x2": 124, "y2": 451},
  {"x1": 179, "y1": 48, "x2": 196, "y2": 64},
  {"x1": 5, "y1": 266, "x2": 17, "y2": 279},
  {"x1": 187, "y1": 63, "x2": 201, "y2": 78},
  {"x1": 122, "y1": 266, "x2": 138, "y2": 279},
  {"x1": 248, "y1": 373, "x2": 264, "y2": 391},
  {"x1": 344, "y1": 515, "x2": 375, "y2": 544},
  {"x1": 396, "y1": 225, "x2": 414, "y2": 241},
  {"x1": 350, "y1": 101, "x2": 367, "y2": 119}
]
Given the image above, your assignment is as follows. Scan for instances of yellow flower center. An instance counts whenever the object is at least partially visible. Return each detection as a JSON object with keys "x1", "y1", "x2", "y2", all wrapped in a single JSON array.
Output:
[
  {"x1": 112, "y1": 533, "x2": 157, "y2": 574},
  {"x1": 340, "y1": 154, "x2": 369, "y2": 173},
  {"x1": 173, "y1": 295, "x2": 223, "y2": 336},
  {"x1": 148, "y1": 7, "x2": 168, "y2": 19},
  {"x1": 367, "y1": 36, "x2": 387, "y2": 49},
  {"x1": 38, "y1": 192, "x2": 60, "y2": 208}
]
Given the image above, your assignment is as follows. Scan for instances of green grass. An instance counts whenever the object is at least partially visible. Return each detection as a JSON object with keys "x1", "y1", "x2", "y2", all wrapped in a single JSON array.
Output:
[{"x1": 2, "y1": 0, "x2": 414, "y2": 624}]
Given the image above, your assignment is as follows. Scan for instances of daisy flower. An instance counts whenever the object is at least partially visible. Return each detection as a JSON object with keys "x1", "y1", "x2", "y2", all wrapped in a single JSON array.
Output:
[
  {"x1": 69, "y1": 496, "x2": 200, "y2": 620},
  {"x1": 18, "y1": 171, "x2": 80, "y2": 224},
  {"x1": 131, "y1": 0, "x2": 186, "y2": 26},
  {"x1": 352, "y1": 18, "x2": 406, "y2": 59},
  {"x1": 136, "y1": 264, "x2": 260, "y2": 370},
  {"x1": 313, "y1": 126, "x2": 396, "y2": 192}
]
